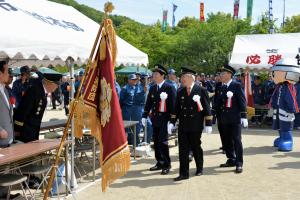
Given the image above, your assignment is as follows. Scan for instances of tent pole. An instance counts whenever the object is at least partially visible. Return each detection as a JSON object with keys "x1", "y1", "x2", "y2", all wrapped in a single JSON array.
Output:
[
  {"x1": 144, "y1": 65, "x2": 148, "y2": 145},
  {"x1": 43, "y1": 22, "x2": 104, "y2": 200},
  {"x1": 66, "y1": 57, "x2": 75, "y2": 190}
]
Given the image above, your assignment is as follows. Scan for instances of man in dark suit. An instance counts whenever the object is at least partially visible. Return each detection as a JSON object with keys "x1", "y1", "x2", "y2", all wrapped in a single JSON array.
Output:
[
  {"x1": 142, "y1": 64, "x2": 176, "y2": 175},
  {"x1": 0, "y1": 59, "x2": 22, "y2": 199},
  {"x1": 170, "y1": 67, "x2": 212, "y2": 181},
  {"x1": 0, "y1": 60, "x2": 14, "y2": 148},
  {"x1": 14, "y1": 73, "x2": 62, "y2": 143},
  {"x1": 215, "y1": 64, "x2": 248, "y2": 173}
]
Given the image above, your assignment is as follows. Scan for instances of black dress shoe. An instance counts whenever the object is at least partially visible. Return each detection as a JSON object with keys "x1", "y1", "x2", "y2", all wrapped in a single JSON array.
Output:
[
  {"x1": 161, "y1": 168, "x2": 170, "y2": 175},
  {"x1": 149, "y1": 165, "x2": 162, "y2": 171},
  {"x1": 220, "y1": 159, "x2": 236, "y2": 167},
  {"x1": 174, "y1": 175, "x2": 189, "y2": 181},
  {"x1": 10, "y1": 193, "x2": 21, "y2": 199},
  {"x1": 195, "y1": 170, "x2": 203, "y2": 176},
  {"x1": 235, "y1": 166, "x2": 243, "y2": 173}
]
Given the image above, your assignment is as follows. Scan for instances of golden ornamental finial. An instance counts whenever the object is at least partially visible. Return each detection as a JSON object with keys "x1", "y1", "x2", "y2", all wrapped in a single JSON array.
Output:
[{"x1": 104, "y1": 2, "x2": 114, "y2": 14}]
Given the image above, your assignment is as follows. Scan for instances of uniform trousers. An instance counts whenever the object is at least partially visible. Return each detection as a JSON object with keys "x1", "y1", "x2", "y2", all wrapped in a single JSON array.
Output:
[{"x1": 178, "y1": 128, "x2": 203, "y2": 177}]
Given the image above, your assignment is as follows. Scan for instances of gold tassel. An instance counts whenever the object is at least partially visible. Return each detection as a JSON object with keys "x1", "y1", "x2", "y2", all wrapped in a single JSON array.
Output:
[
  {"x1": 101, "y1": 147, "x2": 131, "y2": 192},
  {"x1": 100, "y1": 33, "x2": 107, "y2": 61},
  {"x1": 104, "y1": 19, "x2": 117, "y2": 67},
  {"x1": 72, "y1": 98, "x2": 101, "y2": 139}
]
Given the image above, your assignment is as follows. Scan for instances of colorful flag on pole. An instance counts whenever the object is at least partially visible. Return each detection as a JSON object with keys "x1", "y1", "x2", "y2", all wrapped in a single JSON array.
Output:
[
  {"x1": 247, "y1": 0, "x2": 253, "y2": 19},
  {"x1": 162, "y1": 10, "x2": 168, "y2": 32},
  {"x1": 244, "y1": 71, "x2": 254, "y2": 107},
  {"x1": 200, "y1": 2, "x2": 205, "y2": 22},
  {"x1": 233, "y1": 0, "x2": 240, "y2": 20},
  {"x1": 73, "y1": 18, "x2": 130, "y2": 192},
  {"x1": 172, "y1": 4, "x2": 178, "y2": 29}
]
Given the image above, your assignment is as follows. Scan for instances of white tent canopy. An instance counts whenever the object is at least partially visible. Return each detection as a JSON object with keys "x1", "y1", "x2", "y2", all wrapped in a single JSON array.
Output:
[
  {"x1": 0, "y1": 0, "x2": 149, "y2": 66},
  {"x1": 229, "y1": 33, "x2": 300, "y2": 71}
]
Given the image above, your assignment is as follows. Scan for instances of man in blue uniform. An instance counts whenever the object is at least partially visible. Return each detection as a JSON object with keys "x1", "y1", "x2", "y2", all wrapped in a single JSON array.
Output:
[
  {"x1": 75, "y1": 71, "x2": 83, "y2": 96},
  {"x1": 205, "y1": 75, "x2": 215, "y2": 94},
  {"x1": 61, "y1": 76, "x2": 70, "y2": 115},
  {"x1": 14, "y1": 73, "x2": 62, "y2": 143},
  {"x1": 12, "y1": 65, "x2": 31, "y2": 108},
  {"x1": 114, "y1": 79, "x2": 121, "y2": 98},
  {"x1": 170, "y1": 67, "x2": 212, "y2": 181},
  {"x1": 120, "y1": 74, "x2": 141, "y2": 146},
  {"x1": 142, "y1": 64, "x2": 176, "y2": 175},
  {"x1": 263, "y1": 73, "x2": 276, "y2": 104},
  {"x1": 252, "y1": 75, "x2": 265, "y2": 105},
  {"x1": 140, "y1": 73, "x2": 153, "y2": 143},
  {"x1": 166, "y1": 68, "x2": 178, "y2": 90},
  {"x1": 132, "y1": 74, "x2": 147, "y2": 145},
  {"x1": 215, "y1": 64, "x2": 248, "y2": 173}
]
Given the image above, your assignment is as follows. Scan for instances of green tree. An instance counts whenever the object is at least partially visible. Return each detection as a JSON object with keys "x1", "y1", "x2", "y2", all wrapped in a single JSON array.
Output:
[{"x1": 281, "y1": 15, "x2": 300, "y2": 33}]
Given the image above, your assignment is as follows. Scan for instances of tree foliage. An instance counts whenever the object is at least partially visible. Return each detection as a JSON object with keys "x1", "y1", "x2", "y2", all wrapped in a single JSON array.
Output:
[{"x1": 51, "y1": 0, "x2": 300, "y2": 74}]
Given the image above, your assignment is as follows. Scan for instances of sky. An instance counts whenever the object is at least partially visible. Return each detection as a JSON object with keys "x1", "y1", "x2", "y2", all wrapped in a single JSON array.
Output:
[{"x1": 75, "y1": 0, "x2": 299, "y2": 26}]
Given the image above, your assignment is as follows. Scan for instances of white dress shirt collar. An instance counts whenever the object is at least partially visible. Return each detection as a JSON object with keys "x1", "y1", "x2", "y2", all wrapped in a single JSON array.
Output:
[
  {"x1": 157, "y1": 80, "x2": 165, "y2": 89},
  {"x1": 188, "y1": 82, "x2": 195, "y2": 92},
  {"x1": 225, "y1": 79, "x2": 233, "y2": 87},
  {"x1": 0, "y1": 83, "x2": 9, "y2": 107}
]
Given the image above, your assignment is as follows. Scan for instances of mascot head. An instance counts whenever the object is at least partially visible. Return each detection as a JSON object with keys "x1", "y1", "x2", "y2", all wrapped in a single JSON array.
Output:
[{"x1": 272, "y1": 58, "x2": 300, "y2": 84}]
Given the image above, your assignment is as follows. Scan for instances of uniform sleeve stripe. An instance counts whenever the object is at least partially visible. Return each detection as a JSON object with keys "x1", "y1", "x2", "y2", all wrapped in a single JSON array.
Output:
[
  {"x1": 205, "y1": 116, "x2": 213, "y2": 120},
  {"x1": 14, "y1": 121, "x2": 24, "y2": 126}
]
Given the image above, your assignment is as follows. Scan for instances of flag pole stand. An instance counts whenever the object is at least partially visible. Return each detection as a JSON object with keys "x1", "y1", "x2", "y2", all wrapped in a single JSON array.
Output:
[{"x1": 43, "y1": 20, "x2": 105, "y2": 200}]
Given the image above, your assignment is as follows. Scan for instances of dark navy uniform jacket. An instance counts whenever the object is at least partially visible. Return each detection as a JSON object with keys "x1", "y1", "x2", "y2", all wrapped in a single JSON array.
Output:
[
  {"x1": 171, "y1": 84, "x2": 212, "y2": 132},
  {"x1": 252, "y1": 83, "x2": 265, "y2": 105},
  {"x1": 212, "y1": 81, "x2": 223, "y2": 116},
  {"x1": 14, "y1": 79, "x2": 47, "y2": 142},
  {"x1": 142, "y1": 81, "x2": 176, "y2": 127},
  {"x1": 213, "y1": 80, "x2": 247, "y2": 124},
  {"x1": 264, "y1": 80, "x2": 276, "y2": 104}
]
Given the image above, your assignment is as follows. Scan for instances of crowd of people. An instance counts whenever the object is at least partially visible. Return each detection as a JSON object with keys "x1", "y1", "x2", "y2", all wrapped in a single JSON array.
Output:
[{"x1": 2, "y1": 58, "x2": 300, "y2": 193}]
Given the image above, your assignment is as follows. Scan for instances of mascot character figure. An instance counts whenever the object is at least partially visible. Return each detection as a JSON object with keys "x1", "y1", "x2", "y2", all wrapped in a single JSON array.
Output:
[{"x1": 271, "y1": 58, "x2": 300, "y2": 151}]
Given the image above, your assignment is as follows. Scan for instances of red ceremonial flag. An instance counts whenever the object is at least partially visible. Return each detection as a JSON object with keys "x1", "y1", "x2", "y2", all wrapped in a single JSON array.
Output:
[
  {"x1": 200, "y1": 2, "x2": 205, "y2": 22},
  {"x1": 233, "y1": 0, "x2": 240, "y2": 20},
  {"x1": 244, "y1": 71, "x2": 254, "y2": 107},
  {"x1": 73, "y1": 18, "x2": 130, "y2": 192}
]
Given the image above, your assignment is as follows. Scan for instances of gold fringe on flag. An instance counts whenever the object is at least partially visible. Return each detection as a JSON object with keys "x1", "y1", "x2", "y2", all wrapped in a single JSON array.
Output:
[
  {"x1": 71, "y1": 98, "x2": 101, "y2": 139},
  {"x1": 100, "y1": 146, "x2": 131, "y2": 192}
]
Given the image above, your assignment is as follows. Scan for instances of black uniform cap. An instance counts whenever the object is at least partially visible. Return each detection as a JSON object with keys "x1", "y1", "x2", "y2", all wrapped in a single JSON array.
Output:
[
  {"x1": 153, "y1": 64, "x2": 168, "y2": 75},
  {"x1": 180, "y1": 67, "x2": 196, "y2": 76},
  {"x1": 43, "y1": 73, "x2": 62, "y2": 84},
  {"x1": 220, "y1": 63, "x2": 236, "y2": 75},
  {"x1": 20, "y1": 66, "x2": 30, "y2": 74}
]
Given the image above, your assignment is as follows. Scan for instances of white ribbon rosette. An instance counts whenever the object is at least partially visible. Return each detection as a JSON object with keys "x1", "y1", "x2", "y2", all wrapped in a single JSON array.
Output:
[
  {"x1": 159, "y1": 92, "x2": 168, "y2": 112},
  {"x1": 226, "y1": 91, "x2": 233, "y2": 108},
  {"x1": 192, "y1": 94, "x2": 203, "y2": 111}
]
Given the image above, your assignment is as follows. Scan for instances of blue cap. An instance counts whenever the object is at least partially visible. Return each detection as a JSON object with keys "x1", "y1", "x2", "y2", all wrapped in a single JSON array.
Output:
[
  {"x1": 128, "y1": 74, "x2": 137, "y2": 80},
  {"x1": 79, "y1": 71, "x2": 84, "y2": 76},
  {"x1": 168, "y1": 68, "x2": 176, "y2": 75}
]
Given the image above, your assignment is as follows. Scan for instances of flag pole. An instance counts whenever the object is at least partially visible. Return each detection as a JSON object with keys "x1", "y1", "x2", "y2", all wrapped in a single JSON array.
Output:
[{"x1": 42, "y1": 7, "x2": 109, "y2": 200}]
